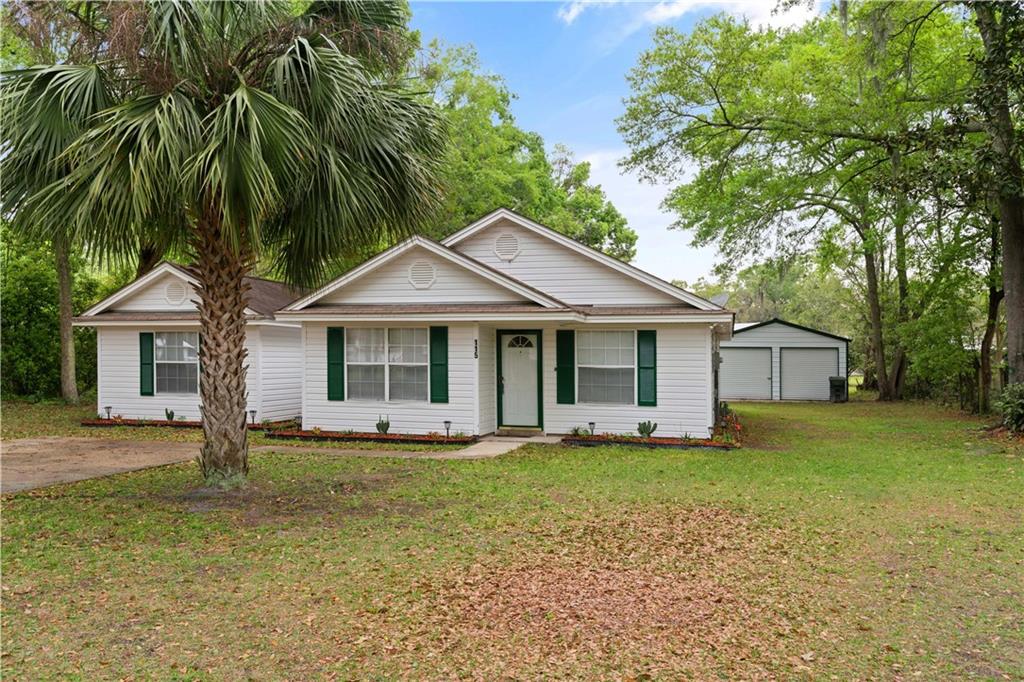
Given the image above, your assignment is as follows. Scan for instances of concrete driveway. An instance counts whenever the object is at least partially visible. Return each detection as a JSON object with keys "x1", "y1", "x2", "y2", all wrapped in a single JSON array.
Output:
[{"x1": 1, "y1": 437, "x2": 199, "y2": 493}]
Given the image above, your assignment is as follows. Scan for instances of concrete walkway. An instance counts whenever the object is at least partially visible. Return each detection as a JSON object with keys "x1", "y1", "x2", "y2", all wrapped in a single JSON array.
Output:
[{"x1": 1, "y1": 434, "x2": 555, "y2": 493}]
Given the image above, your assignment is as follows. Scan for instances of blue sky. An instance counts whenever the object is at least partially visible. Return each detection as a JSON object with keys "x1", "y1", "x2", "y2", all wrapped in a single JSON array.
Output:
[{"x1": 409, "y1": 1, "x2": 821, "y2": 283}]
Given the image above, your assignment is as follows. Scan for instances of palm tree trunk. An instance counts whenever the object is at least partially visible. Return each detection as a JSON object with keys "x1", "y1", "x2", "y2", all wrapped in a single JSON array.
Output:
[
  {"x1": 193, "y1": 219, "x2": 250, "y2": 484},
  {"x1": 55, "y1": 238, "x2": 79, "y2": 404},
  {"x1": 136, "y1": 242, "x2": 164, "y2": 278}
]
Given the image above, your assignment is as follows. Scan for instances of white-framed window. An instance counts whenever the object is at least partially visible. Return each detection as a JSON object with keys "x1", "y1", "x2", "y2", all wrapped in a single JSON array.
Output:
[
  {"x1": 155, "y1": 331, "x2": 199, "y2": 394},
  {"x1": 577, "y1": 330, "x2": 634, "y2": 405},
  {"x1": 346, "y1": 327, "x2": 428, "y2": 401}
]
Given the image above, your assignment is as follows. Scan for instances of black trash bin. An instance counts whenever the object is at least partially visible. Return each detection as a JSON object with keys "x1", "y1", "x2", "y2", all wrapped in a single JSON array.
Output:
[{"x1": 829, "y1": 376, "x2": 847, "y2": 403}]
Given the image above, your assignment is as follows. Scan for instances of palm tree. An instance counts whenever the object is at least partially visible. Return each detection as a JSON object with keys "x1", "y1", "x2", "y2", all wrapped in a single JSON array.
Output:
[{"x1": 2, "y1": 0, "x2": 446, "y2": 485}]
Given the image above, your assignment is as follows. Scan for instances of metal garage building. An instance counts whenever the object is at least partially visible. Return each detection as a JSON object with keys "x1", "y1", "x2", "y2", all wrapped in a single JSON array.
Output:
[{"x1": 719, "y1": 318, "x2": 849, "y2": 401}]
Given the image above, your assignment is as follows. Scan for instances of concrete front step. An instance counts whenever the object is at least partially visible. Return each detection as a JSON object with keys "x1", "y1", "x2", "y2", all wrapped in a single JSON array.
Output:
[{"x1": 495, "y1": 427, "x2": 545, "y2": 437}]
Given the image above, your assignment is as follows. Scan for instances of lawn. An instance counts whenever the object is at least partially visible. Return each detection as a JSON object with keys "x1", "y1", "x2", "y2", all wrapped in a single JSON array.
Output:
[{"x1": 2, "y1": 401, "x2": 1022, "y2": 679}]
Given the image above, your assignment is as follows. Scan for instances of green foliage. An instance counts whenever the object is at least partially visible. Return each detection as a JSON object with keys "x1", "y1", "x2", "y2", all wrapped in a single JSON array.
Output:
[
  {"x1": 637, "y1": 420, "x2": 658, "y2": 438},
  {"x1": 0, "y1": 227, "x2": 128, "y2": 399},
  {"x1": 376, "y1": 415, "x2": 390, "y2": 435},
  {"x1": 620, "y1": 2, "x2": 1007, "y2": 399},
  {"x1": 418, "y1": 43, "x2": 637, "y2": 260},
  {"x1": 1, "y1": 1, "x2": 448, "y2": 291},
  {"x1": 165, "y1": 409, "x2": 175, "y2": 422},
  {"x1": 994, "y1": 384, "x2": 1024, "y2": 433}
]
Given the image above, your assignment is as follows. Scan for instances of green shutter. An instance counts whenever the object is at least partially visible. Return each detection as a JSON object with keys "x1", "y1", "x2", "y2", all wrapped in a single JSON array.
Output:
[
  {"x1": 556, "y1": 329, "x2": 575, "y2": 404},
  {"x1": 327, "y1": 327, "x2": 345, "y2": 401},
  {"x1": 429, "y1": 326, "x2": 449, "y2": 403},
  {"x1": 139, "y1": 332, "x2": 154, "y2": 396},
  {"x1": 637, "y1": 330, "x2": 657, "y2": 406}
]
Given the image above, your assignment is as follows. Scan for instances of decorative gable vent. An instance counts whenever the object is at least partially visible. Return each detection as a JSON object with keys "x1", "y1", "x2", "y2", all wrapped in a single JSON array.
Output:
[
  {"x1": 408, "y1": 260, "x2": 436, "y2": 289},
  {"x1": 494, "y1": 233, "x2": 520, "y2": 261},
  {"x1": 164, "y1": 280, "x2": 187, "y2": 305}
]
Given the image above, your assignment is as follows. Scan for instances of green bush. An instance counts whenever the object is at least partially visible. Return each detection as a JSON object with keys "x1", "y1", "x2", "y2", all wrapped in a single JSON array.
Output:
[
  {"x1": 994, "y1": 383, "x2": 1024, "y2": 434},
  {"x1": 1, "y1": 227, "x2": 128, "y2": 399}
]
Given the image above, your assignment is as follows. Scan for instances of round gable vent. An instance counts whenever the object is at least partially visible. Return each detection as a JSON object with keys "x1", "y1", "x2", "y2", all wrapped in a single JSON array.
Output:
[
  {"x1": 494, "y1": 232, "x2": 520, "y2": 261},
  {"x1": 164, "y1": 280, "x2": 187, "y2": 305},
  {"x1": 408, "y1": 260, "x2": 436, "y2": 289}
]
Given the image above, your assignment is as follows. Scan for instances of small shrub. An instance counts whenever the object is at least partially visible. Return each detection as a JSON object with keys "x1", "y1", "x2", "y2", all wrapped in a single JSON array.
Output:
[
  {"x1": 569, "y1": 425, "x2": 591, "y2": 437},
  {"x1": 164, "y1": 408, "x2": 175, "y2": 422},
  {"x1": 994, "y1": 383, "x2": 1024, "y2": 433},
  {"x1": 310, "y1": 426, "x2": 322, "y2": 436},
  {"x1": 376, "y1": 415, "x2": 390, "y2": 435},
  {"x1": 719, "y1": 401, "x2": 732, "y2": 417},
  {"x1": 637, "y1": 420, "x2": 658, "y2": 438}
]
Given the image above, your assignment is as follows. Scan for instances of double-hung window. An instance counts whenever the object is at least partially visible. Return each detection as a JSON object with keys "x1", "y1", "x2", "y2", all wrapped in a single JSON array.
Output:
[
  {"x1": 577, "y1": 330, "x2": 634, "y2": 405},
  {"x1": 155, "y1": 331, "x2": 199, "y2": 394},
  {"x1": 346, "y1": 328, "x2": 428, "y2": 401}
]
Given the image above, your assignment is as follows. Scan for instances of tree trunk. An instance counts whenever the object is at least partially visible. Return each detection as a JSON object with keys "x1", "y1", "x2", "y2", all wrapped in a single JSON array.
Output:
[
  {"x1": 193, "y1": 219, "x2": 250, "y2": 484},
  {"x1": 864, "y1": 248, "x2": 893, "y2": 400},
  {"x1": 974, "y1": 3, "x2": 1024, "y2": 385},
  {"x1": 889, "y1": 146, "x2": 911, "y2": 400},
  {"x1": 136, "y1": 241, "x2": 164, "y2": 279},
  {"x1": 54, "y1": 238, "x2": 79, "y2": 404},
  {"x1": 980, "y1": 213, "x2": 1003, "y2": 413}
]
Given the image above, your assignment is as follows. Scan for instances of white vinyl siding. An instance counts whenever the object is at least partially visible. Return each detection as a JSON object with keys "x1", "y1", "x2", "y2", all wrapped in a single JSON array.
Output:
[
  {"x1": 452, "y1": 220, "x2": 682, "y2": 305},
  {"x1": 258, "y1": 325, "x2": 303, "y2": 421},
  {"x1": 302, "y1": 323, "x2": 477, "y2": 434},
  {"x1": 544, "y1": 324, "x2": 712, "y2": 437},
  {"x1": 96, "y1": 326, "x2": 257, "y2": 422},
  {"x1": 316, "y1": 247, "x2": 528, "y2": 305},
  {"x1": 478, "y1": 326, "x2": 496, "y2": 434},
  {"x1": 95, "y1": 325, "x2": 303, "y2": 422},
  {"x1": 720, "y1": 322, "x2": 847, "y2": 401},
  {"x1": 111, "y1": 273, "x2": 198, "y2": 311},
  {"x1": 719, "y1": 347, "x2": 772, "y2": 400}
]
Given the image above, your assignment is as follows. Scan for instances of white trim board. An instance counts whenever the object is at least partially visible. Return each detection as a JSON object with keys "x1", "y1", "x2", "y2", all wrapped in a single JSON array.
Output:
[{"x1": 441, "y1": 208, "x2": 723, "y2": 311}]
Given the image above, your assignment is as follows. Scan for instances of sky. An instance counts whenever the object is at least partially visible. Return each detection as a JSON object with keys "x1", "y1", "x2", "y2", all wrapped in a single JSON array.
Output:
[{"x1": 409, "y1": 1, "x2": 822, "y2": 283}]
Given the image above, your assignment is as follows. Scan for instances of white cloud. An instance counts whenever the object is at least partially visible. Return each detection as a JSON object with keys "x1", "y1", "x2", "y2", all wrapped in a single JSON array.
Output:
[
  {"x1": 567, "y1": 1, "x2": 823, "y2": 49},
  {"x1": 557, "y1": 1, "x2": 599, "y2": 25},
  {"x1": 579, "y1": 148, "x2": 717, "y2": 282}
]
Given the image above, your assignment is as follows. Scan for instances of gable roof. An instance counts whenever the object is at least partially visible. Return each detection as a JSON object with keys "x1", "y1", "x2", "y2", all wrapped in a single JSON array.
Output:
[
  {"x1": 441, "y1": 207, "x2": 723, "y2": 311},
  {"x1": 79, "y1": 261, "x2": 302, "y2": 318},
  {"x1": 732, "y1": 318, "x2": 851, "y2": 342},
  {"x1": 285, "y1": 235, "x2": 568, "y2": 311}
]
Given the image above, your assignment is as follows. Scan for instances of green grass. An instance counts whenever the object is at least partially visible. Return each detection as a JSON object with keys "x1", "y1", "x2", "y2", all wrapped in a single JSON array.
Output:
[
  {"x1": 2, "y1": 400, "x2": 1022, "y2": 679},
  {"x1": 0, "y1": 400, "x2": 462, "y2": 451}
]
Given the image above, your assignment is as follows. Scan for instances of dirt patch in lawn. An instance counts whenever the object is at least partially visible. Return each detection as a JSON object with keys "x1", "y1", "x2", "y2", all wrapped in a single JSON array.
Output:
[
  {"x1": 346, "y1": 506, "x2": 822, "y2": 678},
  {"x1": 166, "y1": 469, "x2": 428, "y2": 526}
]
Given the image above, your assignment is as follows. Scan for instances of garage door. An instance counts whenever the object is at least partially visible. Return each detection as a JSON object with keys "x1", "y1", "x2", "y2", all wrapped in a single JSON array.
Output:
[
  {"x1": 719, "y1": 348, "x2": 772, "y2": 400},
  {"x1": 780, "y1": 348, "x2": 839, "y2": 400}
]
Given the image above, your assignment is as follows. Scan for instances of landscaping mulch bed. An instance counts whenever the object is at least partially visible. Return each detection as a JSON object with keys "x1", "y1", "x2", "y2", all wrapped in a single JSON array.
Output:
[
  {"x1": 264, "y1": 429, "x2": 477, "y2": 446},
  {"x1": 81, "y1": 418, "x2": 296, "y2": 432},
  {"x1": 562, "y1": 434, "x2": 737, "y2": 450}
]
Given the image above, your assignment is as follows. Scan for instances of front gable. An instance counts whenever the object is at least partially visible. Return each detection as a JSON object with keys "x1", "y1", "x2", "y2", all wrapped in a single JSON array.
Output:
[
  {"x1": 110, "y1": 271, "x2": 199, "y2": 312},
  {"x1": 316, "y1": 244, "x2": 532, "y2": 306},
  {"x1": 287, "y1": 236, "x2": 565, "y2": 311},
  {"x1": 443, "y1": 209, "x2": 721, "y2": 309}
]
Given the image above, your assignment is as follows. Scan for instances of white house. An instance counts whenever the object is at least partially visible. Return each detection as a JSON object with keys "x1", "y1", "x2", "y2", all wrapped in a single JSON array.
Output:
[
  {"x1": 73, "y1": 262, "x2": 304, "y2": 423},
  {"x1": 719, "y1": 318, "x2": 849, "y2": 401},
  {"x1": 275, "y1": 208, "x2": 734, "y2": 437}
]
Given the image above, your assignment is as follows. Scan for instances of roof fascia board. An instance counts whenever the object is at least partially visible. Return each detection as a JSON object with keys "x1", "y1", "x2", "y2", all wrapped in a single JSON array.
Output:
[
  {"x1": 285, "y1": 236, "x2": 562, "y2": 311},
  {"x1": 732, "y1": 317, "x2": 851, "y2": 342},
  {"x1": 441, "y1": 208, "x2": 722, "y2": 311}
]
